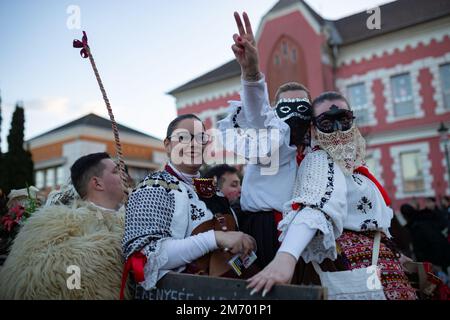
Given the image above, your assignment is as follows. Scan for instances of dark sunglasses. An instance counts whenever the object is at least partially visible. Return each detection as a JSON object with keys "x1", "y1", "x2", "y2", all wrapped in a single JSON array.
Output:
[{"x1": 313, "y1": 108, "x2": 355, "y2": 133}]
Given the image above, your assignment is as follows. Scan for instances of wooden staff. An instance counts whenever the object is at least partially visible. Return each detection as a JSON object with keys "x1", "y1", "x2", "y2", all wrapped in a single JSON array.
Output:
[{"x1": 73, "y1": 31, "x2": 129, "y2": 192}]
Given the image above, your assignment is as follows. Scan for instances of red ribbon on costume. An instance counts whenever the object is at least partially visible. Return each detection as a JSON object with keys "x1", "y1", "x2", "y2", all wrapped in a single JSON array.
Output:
[
  {"x1": 72, "y1": 31, "x2": 89, "y2": 58},
  {"x1": 164, "y1": 164, "x2": 182, "y2": 181},
  {"x1": 296, "y1": 151, "x2": 305, "y2": 166},
  {"x1": 273, "y1": 210, "x2": 283, "y2": 240},
  {"x1": 354, "y1": 166, "x2": 391, "y2": 206},
  {"x1": 119, "y1": 252, "x2": 147, "y2": 300}
]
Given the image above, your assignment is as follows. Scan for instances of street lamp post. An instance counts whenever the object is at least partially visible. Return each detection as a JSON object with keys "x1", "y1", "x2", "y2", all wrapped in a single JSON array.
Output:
[{"x1": 438, "y1": 122, "x2": 450, "y2": 195}]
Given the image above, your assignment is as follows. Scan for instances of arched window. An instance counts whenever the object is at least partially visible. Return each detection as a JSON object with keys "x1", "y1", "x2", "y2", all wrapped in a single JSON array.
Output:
[{"x1": 267, "y1": 36, "x2": 308, "y2": 103}]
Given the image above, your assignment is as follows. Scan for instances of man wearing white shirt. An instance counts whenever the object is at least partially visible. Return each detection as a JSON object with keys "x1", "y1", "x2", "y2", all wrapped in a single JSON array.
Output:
[{"x1": 217, "y1": 12, "x2": 313, "y2": 268}]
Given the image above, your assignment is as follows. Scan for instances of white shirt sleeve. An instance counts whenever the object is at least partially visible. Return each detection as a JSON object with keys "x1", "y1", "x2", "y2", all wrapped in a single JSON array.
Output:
[
  {"x1": 278, "y1": 217, "x2": 317, "y2": 261},
  {"x1": 241, "y1": 74, "x2": 271, "y2": 129},
  {"x1": 159, "y1": 230, "x2": 218, "y2": 270},
  {"x1": 279, "y1": 150, "x2": 348, "y2": 263}
]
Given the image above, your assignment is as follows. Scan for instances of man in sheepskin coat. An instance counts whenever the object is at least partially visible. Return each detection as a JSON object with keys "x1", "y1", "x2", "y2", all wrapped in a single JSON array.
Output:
[{"x1": 0, "y1": 152, "x2": 127, "y2": 299}]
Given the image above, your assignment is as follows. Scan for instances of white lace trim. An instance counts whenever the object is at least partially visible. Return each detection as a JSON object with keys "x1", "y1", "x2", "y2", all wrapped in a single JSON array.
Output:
[
  {"x1": 279, "y1": 208, "x2": 338, "y2": 264},
  {"x1": 141, "y1": 239, "x2": 169, "y2": 290},
  {"x1": 278, "y1": 210, "x2": 298, "y2": 242},
  {"x1": 284, "y1": 150, "x2": 334, "y2": 212},
  {"x1": 218, "y1": 101, "x2": 288, "y2": 162}
]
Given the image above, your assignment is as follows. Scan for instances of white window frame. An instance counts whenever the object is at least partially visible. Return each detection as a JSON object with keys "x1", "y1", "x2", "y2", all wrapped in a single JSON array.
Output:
[
  {"x1": 56, "y1": 166, "x2": 65, "y2": 186},
  {"x1": 400, "y1": 151, "x2": 425, "y2": 193},
  {"x1": 337, "y1": 53, "x2": 450, "y2": 122},
  {"x1": 383, "y1": 69, "x2": 423, "y2": 122},
  {"x1": 439, "y1": 139, "x2": 450, "y2": 195},
  {"x1": 45, "y1": 168, "x2": 56, "y2": 188},
  {"x1": 431, "y1": 54, "x2": 450, "y2": 115},
  {"x1": 390, "y1": 142, "x2": 434, "y2": 199},
  {"x1": 389, "y1": 73, "x2": 416, "y2": 118},
  {"x1": 346, "y1": 82, "x2": 372, "y2": 126},
  {"x1": 35, "y1": 170, "x2": 45, "y2": 189},
  {"x1": 336, "y1": 78, "x2": 376, "y2": 127},
  {"x1": 365, "y1": 148, "x2": 384, "y2": 186}
]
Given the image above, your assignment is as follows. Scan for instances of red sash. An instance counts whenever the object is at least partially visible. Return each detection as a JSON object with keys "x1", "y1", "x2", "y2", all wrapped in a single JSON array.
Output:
[{"x1": 354, "y1": 166, "x2": 391, "y2": 206}]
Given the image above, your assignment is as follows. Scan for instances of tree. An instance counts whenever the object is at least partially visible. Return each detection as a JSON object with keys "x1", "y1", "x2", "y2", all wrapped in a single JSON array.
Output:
[
  {"x1": 0, "y1": 90, "x2": 3, "y2": 154},
  {"x1": 2, "y1": 103, "x2": 34, "y2": 194},
  {"x1": 0, "y1": 91, "x2": 4, "y2": 196}
]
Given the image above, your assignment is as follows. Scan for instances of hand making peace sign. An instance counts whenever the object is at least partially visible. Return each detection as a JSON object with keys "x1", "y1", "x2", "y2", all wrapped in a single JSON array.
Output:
[{"x1": 232, "y1": 12, "x2": 261, "y2": 81}]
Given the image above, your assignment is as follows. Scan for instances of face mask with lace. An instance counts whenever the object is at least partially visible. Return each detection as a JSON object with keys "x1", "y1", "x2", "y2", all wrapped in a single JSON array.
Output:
[{"x1": 313, "y1": 124, "x2": 366, "y2": 175}]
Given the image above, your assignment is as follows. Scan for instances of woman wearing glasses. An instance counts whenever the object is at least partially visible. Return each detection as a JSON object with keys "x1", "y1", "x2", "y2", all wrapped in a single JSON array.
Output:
[
  {"x1": 122, "y1": 114, "x2": 257, "y2": 296},
  {"x1": 246, "y1": 92, "x2": 417, "y2": 300}
]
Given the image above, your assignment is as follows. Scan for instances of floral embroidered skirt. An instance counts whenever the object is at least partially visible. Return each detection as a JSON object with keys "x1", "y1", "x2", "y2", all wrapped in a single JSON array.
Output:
[{"x1": 292, "y1": 230, "x2": 418, "y2": 300}]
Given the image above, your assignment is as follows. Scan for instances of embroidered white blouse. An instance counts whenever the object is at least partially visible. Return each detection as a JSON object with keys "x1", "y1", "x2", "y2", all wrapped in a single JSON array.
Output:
[
  {"x1": 278, "y1": 149, "x2": 393, "y2": 264},
  {"x1": 217, "y1": 75, "x2": 301, "y2": 213},
  {"x1": 123, "y1": 166, "x2": 218, "y2": 290}
]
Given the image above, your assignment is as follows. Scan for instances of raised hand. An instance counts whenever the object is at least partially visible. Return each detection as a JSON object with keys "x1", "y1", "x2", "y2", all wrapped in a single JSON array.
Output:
[{"x1": 232, "y1": 12, "x2": 261, "y2": 81}]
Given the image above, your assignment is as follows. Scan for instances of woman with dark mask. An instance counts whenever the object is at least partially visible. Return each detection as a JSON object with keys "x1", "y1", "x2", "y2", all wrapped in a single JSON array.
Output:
[
  {"x1": 217, "y1": 12, "x2": 313, "y2": 270},
  {"x1": 247, "y1": 92, "x2": 417, "y2": 300}
]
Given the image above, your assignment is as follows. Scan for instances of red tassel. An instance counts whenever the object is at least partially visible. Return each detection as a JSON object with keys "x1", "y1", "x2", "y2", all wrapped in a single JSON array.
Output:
[
  {"x1": 73, "y1": 31, "x2": 90, "y2": 58},
  {"x1": 119, "y1": 252, "x2": 147, "y2": 300}
]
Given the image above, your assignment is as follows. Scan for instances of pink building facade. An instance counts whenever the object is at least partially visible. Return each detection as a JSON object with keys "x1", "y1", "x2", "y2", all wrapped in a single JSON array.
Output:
[{"x1": 169, "y1": 0, "x2": 450, "y2": 210}]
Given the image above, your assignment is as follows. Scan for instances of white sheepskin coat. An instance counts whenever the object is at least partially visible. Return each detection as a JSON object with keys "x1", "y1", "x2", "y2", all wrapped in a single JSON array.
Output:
[{"x1": 0, "y1": 201, "x2": 127, "y2": 299}]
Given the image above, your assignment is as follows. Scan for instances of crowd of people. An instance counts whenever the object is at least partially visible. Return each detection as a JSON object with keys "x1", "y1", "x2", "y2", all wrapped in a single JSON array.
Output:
[
  {"x1": 0, "y1": 12, "x2": 449, "y2": 300},
  {"x1": 399, "y1": 197, "x2": 450, "y2": 277}
]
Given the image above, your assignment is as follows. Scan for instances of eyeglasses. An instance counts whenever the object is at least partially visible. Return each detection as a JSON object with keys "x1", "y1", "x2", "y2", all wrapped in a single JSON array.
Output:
[
  {"x1": 313, "y1": 109, "x2": 355, "y2": 133},
  {"x1": 168, "y1": 132, "x2": 210, "y2": 145}
]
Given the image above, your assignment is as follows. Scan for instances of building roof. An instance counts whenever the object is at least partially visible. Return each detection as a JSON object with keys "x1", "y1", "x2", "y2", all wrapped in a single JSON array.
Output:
[
  {"x1": 28, "y1": 113, "x2": 161, "y2": 142},
  {"x1": 168, "y1": 59, "x2": 241, "y2": 95},
  {"x1": 332, "y1": 0, "x2": 450, "y2": 45},
  {"x1": 263, "y1": 0, "x2": 325, "y2": 25},
  {"x1": 169, "y1": 0, "x2": 450, "y2": 94}
]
